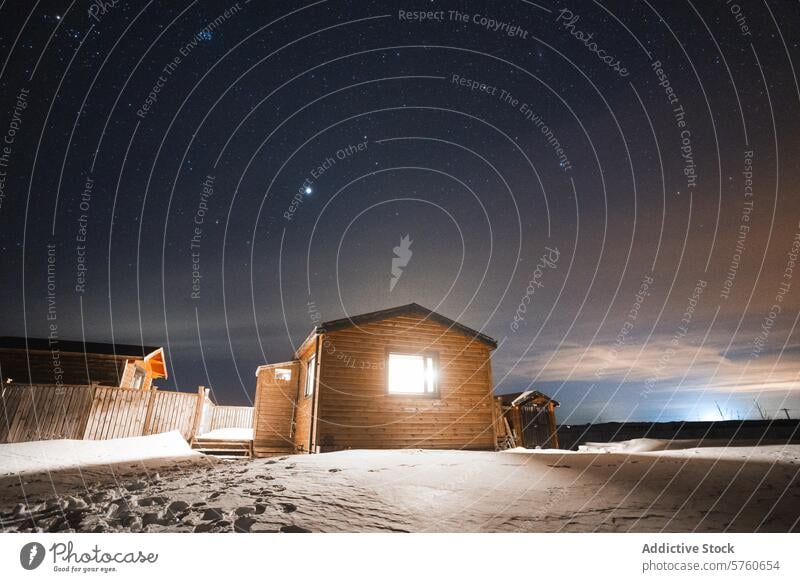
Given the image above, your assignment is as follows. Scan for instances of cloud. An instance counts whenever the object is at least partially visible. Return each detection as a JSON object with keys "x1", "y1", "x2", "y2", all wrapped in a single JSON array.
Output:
[{"x1": 502, "y1": 334, "x2": 800, "y2": 395}]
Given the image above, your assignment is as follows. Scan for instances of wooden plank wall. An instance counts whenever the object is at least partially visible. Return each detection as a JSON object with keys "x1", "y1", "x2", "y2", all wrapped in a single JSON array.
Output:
[
  {"x1": 0, "y1": 384, "x2": 95, "y2": 443},
  {"x1": 0, "y1": 384, "x2": 205, "y2": 444},
  {"x1": 293, "y1": 343, "x2": 317, "y2": 453},
  {"x1": 143, "y1": 391, "x2": 200, "y2": 440},
  {"x1": 82, "y1": 386, "x2": 150, "y2": 440},
  {"x1": 252, "y1": 362, "x2": 299, "y2": 456},
  {"x1": 316, "y1": 313, "x2": 496, "y2": 451},
  {"x1": 210, "y1": 405, "x2": 254, "y2": 430},
  {"x1": 0, "y1": 349, "x2": 126, "y2": 386}
]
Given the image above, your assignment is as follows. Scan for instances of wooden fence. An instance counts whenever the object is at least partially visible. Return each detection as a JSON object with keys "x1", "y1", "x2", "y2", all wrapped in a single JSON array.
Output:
[
  {"x1": 210, "y1": 405, "x2": 254, "y2": 432},
  {"x1": 0, "y1": 384, "x2": 94, "y2": 443},
  {"x1": 146, "y1": 390, "x2": 201, "y2": 439},
  {"x1": 0, "y1": 384, "x2": 207, "y2": 444}
]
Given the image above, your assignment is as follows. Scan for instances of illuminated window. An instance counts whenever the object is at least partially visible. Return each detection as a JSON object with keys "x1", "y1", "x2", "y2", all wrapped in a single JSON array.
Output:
[
  {"x1": 275, "y1": 368, "x2": 292, "y2": 381},
  {"x1": 387, "y1": 353, "x2": 437, "y2": 394},
  {"x1": 304, "y1": 354, "x2": 316, "y2": 398}
]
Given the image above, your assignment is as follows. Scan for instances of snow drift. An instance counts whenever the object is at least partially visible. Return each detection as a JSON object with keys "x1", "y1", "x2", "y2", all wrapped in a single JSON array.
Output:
[
  {"x1": 0, "y1": 431, "x2": 201, "y2": 476},
  {"x1": 1, "y1": 438, "x2": 798, "y2": 533}
]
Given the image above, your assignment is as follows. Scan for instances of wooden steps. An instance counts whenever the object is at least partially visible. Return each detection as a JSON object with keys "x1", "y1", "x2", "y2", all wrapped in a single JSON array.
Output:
[
  {"x1": 192, "y1": 437, "x2": 253, "y2": 459},
  {"x1": 252, "y1": 446, "x2": 298, "y2": 458}
]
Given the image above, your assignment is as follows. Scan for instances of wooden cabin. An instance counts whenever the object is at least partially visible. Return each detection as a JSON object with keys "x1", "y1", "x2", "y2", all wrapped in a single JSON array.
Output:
[
  {"x1": 252, "y1": 303, "x2": 498, "y2": 456},
  {"x1": 495, "y1": 390, "x2": 560, "y2": 449},
  {"x1": 0, "y1": 336, "x2": 167, "y2": 390}
]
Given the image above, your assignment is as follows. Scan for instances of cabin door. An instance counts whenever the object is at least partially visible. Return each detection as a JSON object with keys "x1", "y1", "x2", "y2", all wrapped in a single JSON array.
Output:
[{"x1": 519, "y1": 404, "x2": 554, "y2": 448}]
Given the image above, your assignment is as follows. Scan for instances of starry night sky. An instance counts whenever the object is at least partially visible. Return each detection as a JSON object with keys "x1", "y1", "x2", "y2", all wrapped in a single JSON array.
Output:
[{"x1": 1, "y1": 0, "x2": 799, "y2": 424}]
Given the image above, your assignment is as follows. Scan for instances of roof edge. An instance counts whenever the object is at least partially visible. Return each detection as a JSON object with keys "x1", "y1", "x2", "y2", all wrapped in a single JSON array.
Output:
[
  {"x1": 0, "y1": 336, "x2": 161, "y2": 358},
  {"x1": 314, "y1": 303, "x2": 498, "y2": 349}
]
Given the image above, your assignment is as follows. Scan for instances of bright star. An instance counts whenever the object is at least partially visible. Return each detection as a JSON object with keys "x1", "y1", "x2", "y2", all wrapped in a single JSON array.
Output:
[{"x1": 305, "y1": 187, "x2": 312, "y2": 195}]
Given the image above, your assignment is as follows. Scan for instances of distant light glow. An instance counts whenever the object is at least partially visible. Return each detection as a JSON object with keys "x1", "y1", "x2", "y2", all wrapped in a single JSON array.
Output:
[
  {"x1": 305, "y1": 187, "x2": 312, "y2": 195},
  {"x1": 698, "y1": 409, "x2": 722, "y2": 422}
]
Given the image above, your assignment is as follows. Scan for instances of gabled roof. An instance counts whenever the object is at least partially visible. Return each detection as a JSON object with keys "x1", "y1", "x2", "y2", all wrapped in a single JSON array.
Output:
[
  {"x1": 313, "y1": 303, "x2": 497, "y2": 349},
  {"x1": 0, "y1": 336, "x2": 161, "y2": 358},
  {"x1": 500, "y1": 390, "x2": 560, "y2": 407}
]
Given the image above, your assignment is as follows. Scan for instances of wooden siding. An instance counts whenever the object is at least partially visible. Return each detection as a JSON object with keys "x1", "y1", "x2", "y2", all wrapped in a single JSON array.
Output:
[
  {"x1": 252, "y1": 363, "x2": 299, "y2": 456},
  {"x1": 315, "y1": 313, "x2": 496, "y2": 451},
  {"x1": 119, "y1": 361, "x2": 137, "y2": 390},
  {"x1": 0, "y1": 348, "x2": 128, "y2": 386},
  {"x1": 118, "y1": 360, "x2": 156, "y2": 391},
  {"x1": 293, "y1": 341, "x2": 317, "y2": 453}
]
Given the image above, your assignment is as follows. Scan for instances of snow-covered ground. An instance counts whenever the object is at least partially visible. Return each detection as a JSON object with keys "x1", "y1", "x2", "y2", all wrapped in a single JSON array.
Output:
[
  {"x1": 576, "y1": 438, "x2": 800, "y2": 464},
  {"x1": 1, "y1": 437, "x2": 798, "y2": 532},
  {"x1": 197, "y1": 428, "x2": 253, "y2": 440},
  {"x1": 0, "y1": 431, "x2": 203, "y2": 476}
]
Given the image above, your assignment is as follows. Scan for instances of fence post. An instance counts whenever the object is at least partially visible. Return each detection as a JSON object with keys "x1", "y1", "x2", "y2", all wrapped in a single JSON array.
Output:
[
  {"x1": 141, "y1": 389, "x2": 158, "y2": 436},
  {"x1": 0, "y1": 385, "x2": 12, "y2": 443},
  {"x1": 79, "y1": 384, "x2": 99, "y2": 440},
  {"x1": 189, "y1": 385, "x2": 206, "y2": 441}
]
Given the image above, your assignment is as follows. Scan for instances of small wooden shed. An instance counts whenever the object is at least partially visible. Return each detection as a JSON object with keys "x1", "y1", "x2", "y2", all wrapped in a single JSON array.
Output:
[
  {"x1": 495, "y1": 390, "x2": 560, "y2": 449},
  {"x1": 0, "y1": 336, "x2": 167, "y2": 390},
  {"x1": 252, "y1": 303, "x2": 498, "y2": 456}
]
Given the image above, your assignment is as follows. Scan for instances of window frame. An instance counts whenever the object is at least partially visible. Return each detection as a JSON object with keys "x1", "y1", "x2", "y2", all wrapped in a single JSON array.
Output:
[
  {"x1": 385, "y1": 349, "x2": 440, "y2": 397},
  {"x1": 131, "y1": 366, "x2": 147, "y2": 390},
  {"x1": 304, "y1": 353, "x2": 316, "y2": 399},
  {"x1": 274, "y1": 367, "x2": 292, "y2": 382}
]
